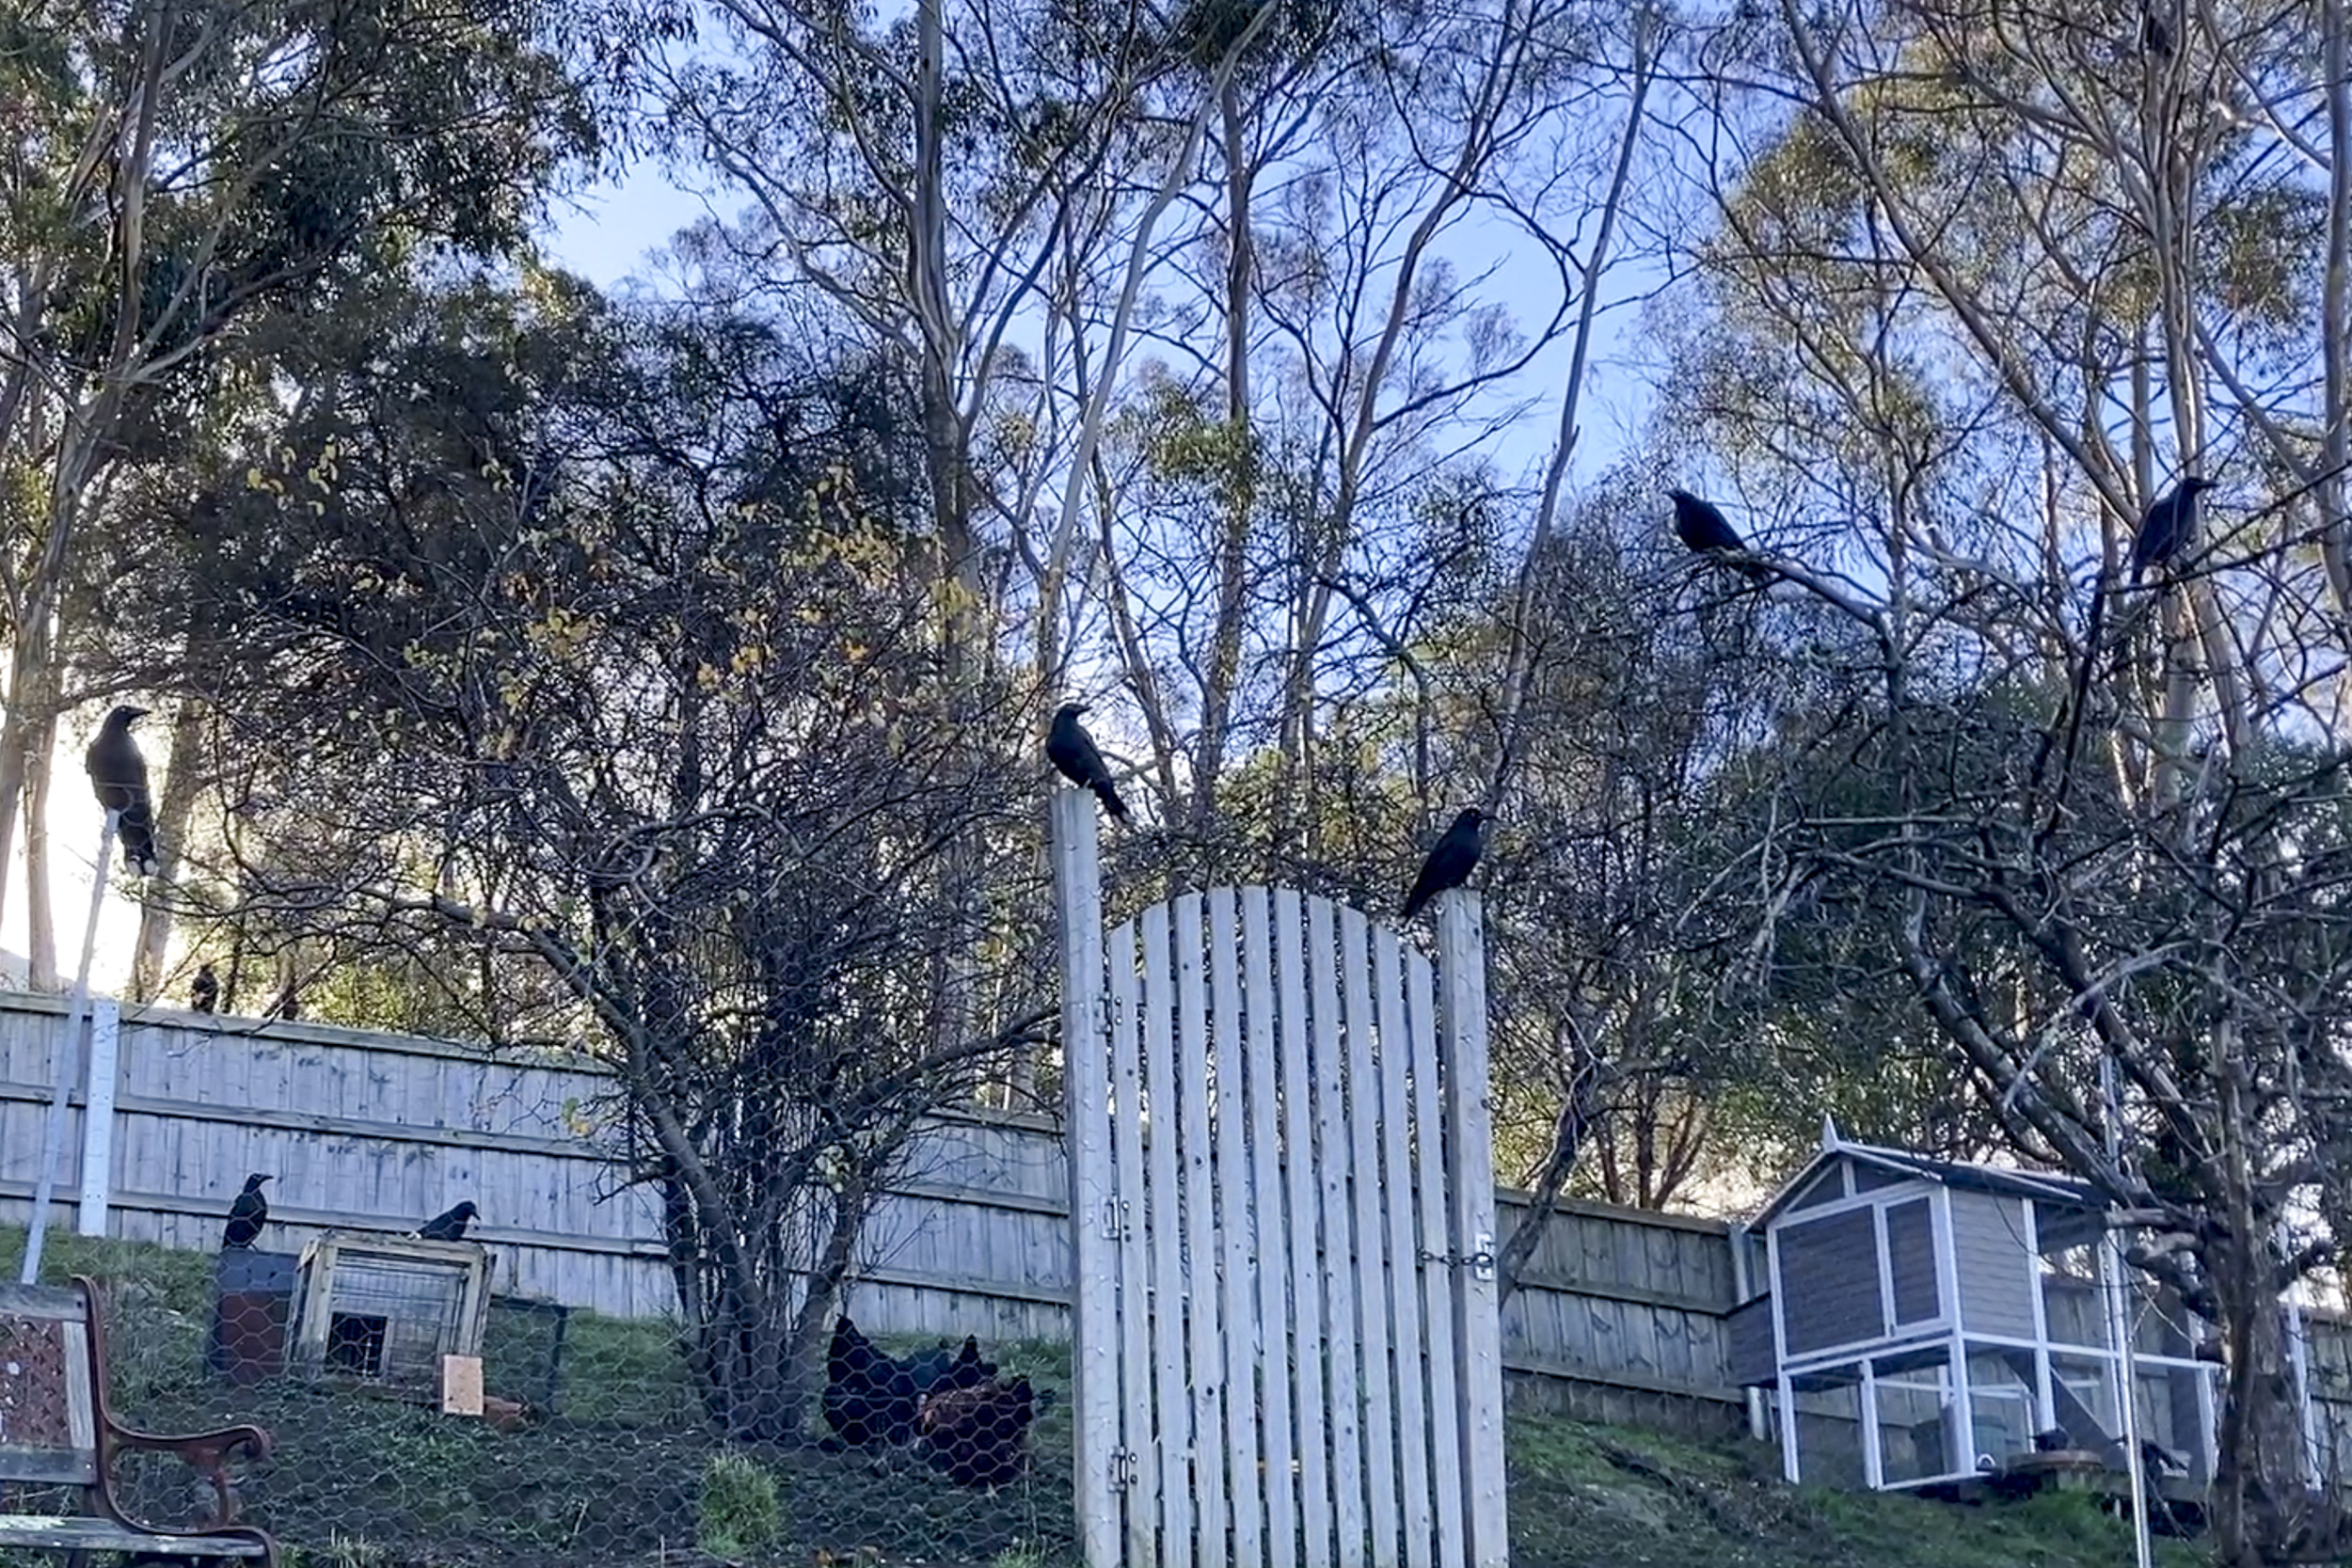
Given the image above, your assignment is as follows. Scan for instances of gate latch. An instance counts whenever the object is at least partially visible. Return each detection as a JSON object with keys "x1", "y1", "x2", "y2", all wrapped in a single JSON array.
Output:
[{"x1": 1421, "y1": 1232, "x2": 1498, "y2": 1281}]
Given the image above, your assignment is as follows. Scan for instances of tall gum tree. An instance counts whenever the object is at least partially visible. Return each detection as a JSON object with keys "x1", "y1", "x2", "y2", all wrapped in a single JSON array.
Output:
[
  {"x1": 1674, "y1": 0, "x2": 2352, "y2": 1555},
  {"x1": 0, "y1": 0, "x2": 599, "y2": 983}
]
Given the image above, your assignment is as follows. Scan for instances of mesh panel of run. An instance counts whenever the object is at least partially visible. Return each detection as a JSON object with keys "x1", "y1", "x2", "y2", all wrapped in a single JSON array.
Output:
[{"x1": 0, "y1": 1241, "x2": 1072, "y2": 1568}]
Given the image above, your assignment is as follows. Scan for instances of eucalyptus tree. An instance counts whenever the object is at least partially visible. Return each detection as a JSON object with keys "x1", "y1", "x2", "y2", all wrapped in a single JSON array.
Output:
[
  {"x1": 1665, "y1": 0, "x2": 2352, "y2": 1554},
  {"x1": 1, "y1": 0, "x2": 604, "y2": 982}
]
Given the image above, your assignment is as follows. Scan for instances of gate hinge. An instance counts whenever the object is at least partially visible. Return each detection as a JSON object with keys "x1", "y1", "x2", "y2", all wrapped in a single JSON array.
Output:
[
  {"x1": 1111, "y1": 1448, "x2": 1140, "y2": 1491},
  {"x1": 1422, "y1": 1231, "x2": 1498, "y2": 1281},
  {"x1": 1102, "y1": 1198, "x2": 1133, "y2": 1241}
]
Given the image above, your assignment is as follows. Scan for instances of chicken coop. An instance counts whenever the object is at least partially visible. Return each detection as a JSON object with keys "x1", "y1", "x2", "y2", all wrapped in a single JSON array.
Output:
[
  {"x1": 290, "y1": 1230, "x2": 492, "y2": 1399},
  {"x1": 1724, "y1": 1124, "x2": 2229, "y2": 1499}
]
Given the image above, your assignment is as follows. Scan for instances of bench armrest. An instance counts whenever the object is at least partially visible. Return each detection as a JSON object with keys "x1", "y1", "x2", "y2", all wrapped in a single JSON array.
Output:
[{"x1": 99, "y1": 1418, "x2": 272, "y2": 1529}]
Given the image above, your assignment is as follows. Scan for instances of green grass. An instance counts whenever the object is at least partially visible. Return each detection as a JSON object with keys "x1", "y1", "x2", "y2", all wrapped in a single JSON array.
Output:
[
  {"x1": 1505, "y1": 1418, "x2": 2203, "y2": 1568},
  {"x1": 0, "y1": 1227, "x2": 2207, "y2": 1568}
]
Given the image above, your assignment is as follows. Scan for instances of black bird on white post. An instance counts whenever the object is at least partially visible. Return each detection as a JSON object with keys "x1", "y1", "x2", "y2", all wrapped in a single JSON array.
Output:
[
  {"x1": 84, "y1": 704, "x2": 159, "y2": 876},
  {"x1": 1046, "y1": 703, "x2": 1130, "y2": 821},
  {"x1": 1401, "y1": 808, "x2": 1491, "y2": 920},
  {"x1": 2129, "y1": 475, "x2": 2216, "y2": 584}
]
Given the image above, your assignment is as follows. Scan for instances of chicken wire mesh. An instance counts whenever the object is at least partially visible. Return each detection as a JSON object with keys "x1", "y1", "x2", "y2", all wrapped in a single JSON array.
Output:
[
  {"x1": 0, "y1": 1248, "x2": 1073, "y2": 1568},
  {"x1": 3, "y1": 1231, "x2": 1981, "y2": 1568}
]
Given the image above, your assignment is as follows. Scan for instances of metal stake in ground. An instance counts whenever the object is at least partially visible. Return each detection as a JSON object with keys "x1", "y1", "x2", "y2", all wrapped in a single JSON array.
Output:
[{"x1": 21, "y1": 808, "x2": 119, "y2": 1284}]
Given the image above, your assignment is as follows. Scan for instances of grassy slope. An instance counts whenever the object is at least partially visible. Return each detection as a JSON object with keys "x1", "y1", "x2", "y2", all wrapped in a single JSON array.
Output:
[{"x1": 0, "y1": 1228, "x2": 2199, "y2": 1568}]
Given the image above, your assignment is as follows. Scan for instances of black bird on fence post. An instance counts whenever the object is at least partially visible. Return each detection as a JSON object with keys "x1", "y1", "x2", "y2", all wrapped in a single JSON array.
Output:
[
  {"x1": 2129, "y1": 475, "x2": 2216, "y2": 584},
  {"x1": 413, "y1": 1200, "x2": 479, "y2": 1242},
  {"x1": 1401, "y1": 808, "x2": 1491, "y2": 920},
  {"x1": 223, "y1": 1173, "x2": 271, "y2": 1249},
  {"x1": 84, "y1": 705, "x2": 159, "y2": 876},
  {"x1": 1046, "y1": 703, "x2": 1130, "y2": 821},
  {"x1": 189, "y1": 962, "x2": 218, "y2": 1014}
]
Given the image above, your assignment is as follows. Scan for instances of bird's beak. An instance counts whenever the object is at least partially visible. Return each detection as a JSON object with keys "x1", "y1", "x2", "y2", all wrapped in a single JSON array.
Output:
[
  {"x1": 1073, "y1": 704, "x2": 1089, "y2": 714},
  {"x1": 127, "y1": 707, "x2": 151, "y2": 721}
]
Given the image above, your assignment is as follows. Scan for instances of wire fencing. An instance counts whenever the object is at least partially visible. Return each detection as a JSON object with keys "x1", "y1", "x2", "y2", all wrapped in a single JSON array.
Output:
[{"x1": 1, "y1": 1229, "x2": 1072, "y2": 1568}]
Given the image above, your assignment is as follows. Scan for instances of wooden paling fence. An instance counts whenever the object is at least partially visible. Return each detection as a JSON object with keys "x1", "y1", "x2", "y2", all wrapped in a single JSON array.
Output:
[
  {"x1": 15, "y1": 983, "x2": 2346, "y2": 1481},
  {"x1": 1053, "y1": 790, "x2": 1510, "y2": 1568}
]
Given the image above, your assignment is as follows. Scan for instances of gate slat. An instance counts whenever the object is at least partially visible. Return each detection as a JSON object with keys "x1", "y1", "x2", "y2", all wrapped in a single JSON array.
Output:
[
  {"x1": 1373, "y1": 927, "x2": 1434, "y2": 1568},
  {"x1": 1208, "y1": 891, "x2": 1265, "y2": 1566},
  {"x1": 1338, "y1": 907, "x2": 1401, "y2": 1567},
  {"x1": 1108, "y1": 924, "x2": 1156, "y2": 1568},
  {"x1": 1139, "y1": 904, "x2": 1193, "y2": 1565},
  {"x1": 1242, "y1": 888, "x2": 1302, "y2": 1568},
  {"x1": 1437, "y1": 892, "x2": 1508, "y2": 1566},
  {"x1": 1173, "y1": 894, "x2": 1230, "y2": 1568},
  {"x1": 1407, "y1": 946, "x2": 1465, "y2": 1560},
  {"x1": 1308, "y1": 895, "x2": 1367, "y2": 1567},
  {"x1": 1274, "y1": 890, "x2": 1334, "y2": 1568}
]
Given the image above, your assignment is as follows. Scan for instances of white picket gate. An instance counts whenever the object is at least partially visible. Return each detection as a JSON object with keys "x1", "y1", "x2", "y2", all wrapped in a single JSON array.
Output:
[{"x1": 1052, "y1": 791, "x2": 1509, "y2": 1568}]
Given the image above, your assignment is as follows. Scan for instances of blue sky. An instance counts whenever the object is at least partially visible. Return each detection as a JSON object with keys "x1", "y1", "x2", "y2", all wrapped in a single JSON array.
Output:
[{"x1": 544, "y1": 162, "x2": 716, "y2": 292}]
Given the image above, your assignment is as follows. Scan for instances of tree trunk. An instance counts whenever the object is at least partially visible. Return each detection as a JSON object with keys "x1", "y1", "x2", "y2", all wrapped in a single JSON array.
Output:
[
  {"x1": 2211, "y1": 1234, "x2": 2314, "y2": 1564},
  {"x1": 1191, "y1": 76, "x2": 1257, "y2": 831},
  {"x1": 23, "y1": 705, "x2": 56, "y2": 990},
  {"x1": 131, "y1": 696, "x2": 210, "y2": 999}
]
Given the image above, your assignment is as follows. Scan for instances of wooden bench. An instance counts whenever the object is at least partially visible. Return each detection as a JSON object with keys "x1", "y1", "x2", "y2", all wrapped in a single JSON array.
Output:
[{"x1": 0, "y1": 1276, "x2": 276, "y2": 1564}]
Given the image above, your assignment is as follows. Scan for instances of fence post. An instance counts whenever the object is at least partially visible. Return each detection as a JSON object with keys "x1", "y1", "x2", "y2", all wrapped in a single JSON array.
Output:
[
  {"x1": 1436, "y1": 887, "x2": 1508, "y2": 1567},
  {"x1": 1051, "y1": 786, "x2": 1119, "y2": 1568},
  {"x1": 75, "y1": 1001, "x2": 120, "y2": 1237}
]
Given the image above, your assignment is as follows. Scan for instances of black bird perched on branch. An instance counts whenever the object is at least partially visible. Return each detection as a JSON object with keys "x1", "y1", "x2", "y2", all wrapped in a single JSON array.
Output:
[
  {"x1": 1401, "y1": 808, "x2": 1490, "y2": 920},
  {"x1": 1046, "y1": 702, "x2": 1129, "y2": 821},
  {"x1": 223, "y1": 1173, "x2": 271, "y2": 1249},
  {"x1": 189, "y1": 962, "x2": 218, "y2": 1014},
  {"x1": 413, "y1": 1200, "x2": 479, "y2": 1242},
  {"x1": 85, "y1": 705, "x2": 159, "y2": 877},
  {"x1": 1668, "y1": 489, "x2": 1772, "y2": 581},
  {"x1": 2129, "y1": 475, "x2": 2216, "y2": 584}
]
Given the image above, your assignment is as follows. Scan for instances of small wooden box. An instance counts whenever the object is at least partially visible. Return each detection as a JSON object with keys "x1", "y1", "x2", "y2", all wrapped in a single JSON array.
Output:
[{"x1": 290, "y1": 1230, "x2": 492, "y2": 1401}]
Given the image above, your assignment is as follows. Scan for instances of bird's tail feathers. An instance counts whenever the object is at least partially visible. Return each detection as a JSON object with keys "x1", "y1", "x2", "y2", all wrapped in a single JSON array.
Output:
[{"x1": 1095, "y1": 781, "x2": 1130, "y2": 820}]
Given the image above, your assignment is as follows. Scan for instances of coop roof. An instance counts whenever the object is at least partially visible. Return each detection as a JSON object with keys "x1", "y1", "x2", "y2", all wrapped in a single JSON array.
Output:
[{"x1": 1750, "y1": 1119, "x2": 2103, "y2": 1228}]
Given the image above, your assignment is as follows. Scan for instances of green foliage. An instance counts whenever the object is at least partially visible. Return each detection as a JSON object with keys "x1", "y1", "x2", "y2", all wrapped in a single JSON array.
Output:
[{"x1": 697, "y1": 1451, "x2": 783, "y2": 1559}]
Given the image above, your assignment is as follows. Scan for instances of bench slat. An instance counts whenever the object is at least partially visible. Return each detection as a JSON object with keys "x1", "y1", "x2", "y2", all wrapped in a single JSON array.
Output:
[
  {"x1": 0, "y1": 1513, "x2": 269, "y2": 1556},
  {"x1": 58, "y1": 1319, "x2": 93, "y2": 1449},
  {"x1": 0, "y1": 1441, "x2": 96, "y2": 1484},
  {"x1": 0, "y1": 1285, "x2": 80, "y2": 1321}
]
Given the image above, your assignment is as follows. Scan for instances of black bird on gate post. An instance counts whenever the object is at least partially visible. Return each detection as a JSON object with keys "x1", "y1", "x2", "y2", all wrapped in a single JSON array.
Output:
[
  {"x1": 189, "y1": 962, "x2": 218, "y2": 1014},
  {"x1": 2130, "y1": 475, "x2": 2216, "y2": 584},
  {"x1": 85, "y1": 705, "x2": 160, "y2": 877},
  {"x1": 1046, "y1": 703, "x2": 1130, "y2": 821},
  {"x1": 223, "y1": 1174, "x2": 271, "y2": 1249},
  {"x1": 1401, "y1": 808, "x2": 1491, "y2": 920},
  {"x1": 413, "y1": 1200, "x2": 479, "y2": 1242}
]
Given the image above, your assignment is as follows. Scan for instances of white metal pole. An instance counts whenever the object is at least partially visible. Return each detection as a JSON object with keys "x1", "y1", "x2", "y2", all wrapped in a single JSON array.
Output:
[
  {"x1": 22, "y1": 809, "x2": 119, "y2": 1284},
  {"x1": 2099, "y1": 1053, "x2": 2153, "y2": 1568}
]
